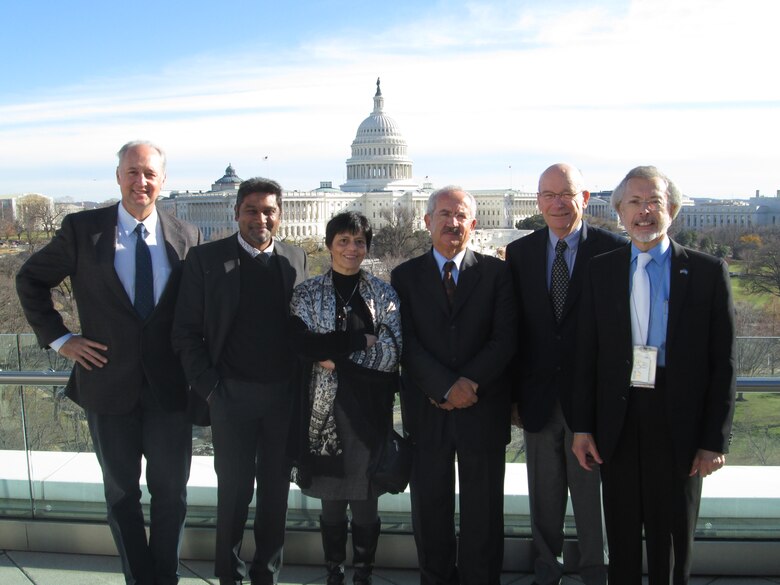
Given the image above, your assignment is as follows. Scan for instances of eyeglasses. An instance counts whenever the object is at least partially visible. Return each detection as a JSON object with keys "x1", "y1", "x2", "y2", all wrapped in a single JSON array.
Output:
[
  {"x1": 538, "y1": 191, "x2": 580, "y2": 202},
  {"x1": 623, "y1": 198, "x2": 665, "y2": 211}
]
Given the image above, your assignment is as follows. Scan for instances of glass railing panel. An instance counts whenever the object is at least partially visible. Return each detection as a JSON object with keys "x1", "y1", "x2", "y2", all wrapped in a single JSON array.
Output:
[
  {"x1": 0, "y1": 333, "x2": 23, "y2": 370},
  {"x1": 19, "y1": 384, "x2": 104, "y2": 521},
  {"x1": 1, "y1": 334, "x2": 779, "y2": 543},
  {"x1": 0, "y1": 384, "x2": 33, "y2": 518},
  {"x1": 17, "y1": 333, "x2": 71, "y2": 371}
]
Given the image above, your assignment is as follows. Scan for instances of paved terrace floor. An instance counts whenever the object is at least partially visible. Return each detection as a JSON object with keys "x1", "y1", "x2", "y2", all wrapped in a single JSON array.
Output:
[{"x1": 1, "y1": 551, "x2": 778, "y2": 585}]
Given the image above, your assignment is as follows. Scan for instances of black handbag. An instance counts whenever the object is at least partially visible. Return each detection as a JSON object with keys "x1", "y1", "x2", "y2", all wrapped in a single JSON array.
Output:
[{"x1": 369, "y1": 427, "x2": 411, "y2": 494}]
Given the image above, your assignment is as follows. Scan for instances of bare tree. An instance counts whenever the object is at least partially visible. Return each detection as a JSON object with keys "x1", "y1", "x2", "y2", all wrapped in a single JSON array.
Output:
[
  {"x1": 371, "y1": 206, "x2": 430, "y2": 268},
  {"x1": 15, "y1": 194, "x2": 62, "y2": 251}
]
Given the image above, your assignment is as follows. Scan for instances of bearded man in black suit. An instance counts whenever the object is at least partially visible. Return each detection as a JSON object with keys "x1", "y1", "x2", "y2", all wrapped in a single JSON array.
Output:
[
  {"x1": 506, "y1": 163, "x2": 626, "y2": 585},
  {"x1": 391, "y1": 186, "x2": 516, "y2": 585},
  {"x1": 16, "y1": 140, "x2": 201, "y2": 585},
  {"x1": 172, "y1": 177, "x2": 308, "y2": 585},
  {"x1": 573, "y1": 166, "x2": 736, "y2": 585}
]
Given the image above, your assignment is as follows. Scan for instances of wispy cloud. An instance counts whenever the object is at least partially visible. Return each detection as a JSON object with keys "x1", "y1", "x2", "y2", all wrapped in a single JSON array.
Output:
[{"x1": 0, "y1": 0, "x2": 777, "y2": 199}]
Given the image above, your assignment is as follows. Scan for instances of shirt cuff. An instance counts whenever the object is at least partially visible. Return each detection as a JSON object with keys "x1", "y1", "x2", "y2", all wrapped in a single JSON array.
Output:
[{"x1": 50, "y1": 333, "x2": 73, "y2": 353}]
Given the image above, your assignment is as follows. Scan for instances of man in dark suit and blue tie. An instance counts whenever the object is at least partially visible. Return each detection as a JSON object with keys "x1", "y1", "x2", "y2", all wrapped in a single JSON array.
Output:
[
  {"x1": 506, "y1": 163, "x2": 625, "y2": 585},
  {"x1": 573, "y1": 166, "x2": 736, "y2": 585},
  {"x1": 391, "y1": 186, "x2": 516, "y2": 585},
  {"x1": 16, "y1": 140, "x2": 202, "y2": 585},
  {"x1": 172, "y1": 177, "x2": 308, "y2": 585}
]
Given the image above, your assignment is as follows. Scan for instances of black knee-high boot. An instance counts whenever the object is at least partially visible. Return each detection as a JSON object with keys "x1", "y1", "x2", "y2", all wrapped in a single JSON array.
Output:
[
  {"x1": 321, "y1": 517, "x2": 348, "y2": 585},
  {"x1": 351, "y1": 518, "x2": 380, "y2": 585}
]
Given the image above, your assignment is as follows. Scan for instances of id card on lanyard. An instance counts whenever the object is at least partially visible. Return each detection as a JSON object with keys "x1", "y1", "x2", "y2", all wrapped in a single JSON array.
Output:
[{"x1": 631, "y1": 345, "x2": 657, "y2": 388}]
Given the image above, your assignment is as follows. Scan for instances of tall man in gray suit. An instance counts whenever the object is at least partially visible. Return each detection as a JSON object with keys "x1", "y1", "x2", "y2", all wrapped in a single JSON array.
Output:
[
  {"x1": 391, "y1": 186, "x2": 516, "y2": 585},
  {"x1": 16, "y1": 141, "x2": 202, "y2": 585},
  {"x1": 506, "y1": 164, "x2": 625, "y2": 585},
  {"x1": 172, "y1": 178, "x2": 308, "y2": 585},
  {"x1": 573, "y1": 166, "x2": 736, "y2": 585}
]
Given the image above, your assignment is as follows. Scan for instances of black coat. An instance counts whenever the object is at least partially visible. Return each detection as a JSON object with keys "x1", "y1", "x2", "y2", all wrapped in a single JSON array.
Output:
[
  {"x1": 16, "y1": 204, "x2": 201, "y2": 415},
  {"x1": 573, "y1": 240, "x2": 737, "y2": 475},
  {"x1": 505, "y1": 223, "x2": 627, "y2": 432},
  {"x1": 391, "y1": 248, "x2": 517, "y2": 450}
]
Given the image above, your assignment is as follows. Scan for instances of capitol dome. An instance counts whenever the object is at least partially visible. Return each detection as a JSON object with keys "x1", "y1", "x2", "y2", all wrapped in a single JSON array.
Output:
[{"x1": 341, "y1": 78, "x2": 419, "y2": 193}]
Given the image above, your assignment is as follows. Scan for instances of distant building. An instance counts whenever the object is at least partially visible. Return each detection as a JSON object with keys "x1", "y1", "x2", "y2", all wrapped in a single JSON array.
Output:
[
  {"x1": 0, "y1": 193, "x2": 55, "y2": 230},
  {"x1": 678, "y1": 191, "x2": 780, "y2": 230}
]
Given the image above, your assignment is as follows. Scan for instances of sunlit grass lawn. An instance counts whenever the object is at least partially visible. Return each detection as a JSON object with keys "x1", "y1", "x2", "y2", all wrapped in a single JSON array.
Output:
[
  {"x1": 729, "y1": 392, "x2": 780, "y2": 465},
  {"x1": 728, "y1": 260, "x2": 778, "y2": 310}
]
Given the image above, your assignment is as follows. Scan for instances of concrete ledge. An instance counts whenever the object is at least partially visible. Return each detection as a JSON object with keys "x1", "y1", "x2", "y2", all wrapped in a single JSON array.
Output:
[{"x1": 3, "y1": 452, "x2": 778, "y2": 523}]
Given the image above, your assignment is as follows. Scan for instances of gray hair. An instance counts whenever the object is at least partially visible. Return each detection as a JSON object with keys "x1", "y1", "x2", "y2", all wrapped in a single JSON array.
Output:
[
  {"x1": 611, "y1": 166, "x2": 681, "y2": 219},
  {"x1": 117, "y1": 140, "x2": 167, "y2": 173},
  {"x1": 426, "y1": 185, "x2": 477, "y2": 217}
]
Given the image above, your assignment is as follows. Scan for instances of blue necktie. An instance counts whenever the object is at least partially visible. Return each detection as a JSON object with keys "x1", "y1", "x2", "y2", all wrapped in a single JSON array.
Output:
[{"x1": 134, "y1": 223, "x2": 154, "y2": 319}]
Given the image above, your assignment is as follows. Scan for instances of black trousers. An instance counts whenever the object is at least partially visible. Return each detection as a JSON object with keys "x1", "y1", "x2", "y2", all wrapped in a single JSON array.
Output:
[
  {"x1": 409, "y1": 420, "x2": 506, "y2": 585},
  {"x1": 87, "y1": 384, "x2": 192, "y2": 585},
  {"x1": 600, "y1": 374, "x2": 703, "y2": 585},
  {"x1": 210, "y1": 378, "x2": 293, "y2": 584}
]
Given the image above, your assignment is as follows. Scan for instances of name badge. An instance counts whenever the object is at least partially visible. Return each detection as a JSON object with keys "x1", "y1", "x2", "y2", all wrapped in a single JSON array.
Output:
[{"x1": 631, "y1": 346, "x2": 657, "y2": 388}]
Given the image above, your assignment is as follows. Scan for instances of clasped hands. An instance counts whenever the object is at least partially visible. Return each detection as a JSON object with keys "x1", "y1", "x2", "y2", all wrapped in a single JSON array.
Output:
[{"x1": 429, "y1": 377, "x2": 478, "y2": 410}]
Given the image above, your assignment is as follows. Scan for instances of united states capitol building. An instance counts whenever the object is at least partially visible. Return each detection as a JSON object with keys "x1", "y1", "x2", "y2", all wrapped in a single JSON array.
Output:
[
  {"x1": 157, "y1": 79, "x2": 780, "y2": 244},
  {"x1": 158, "y1": 80, "x2": 539, "y2": 244}
]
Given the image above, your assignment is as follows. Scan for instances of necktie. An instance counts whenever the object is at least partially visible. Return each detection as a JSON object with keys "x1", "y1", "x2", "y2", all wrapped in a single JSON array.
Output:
[
  {"x1": 550, "y1": 239, "x2": 569, "y2": 323},
  {"x1": 134, "y1": 223, "x2": 154, "y2": 319},
  {"x1": 443, "y1": 260, "x2": 457, "y2": 309},
  {"x1": 255, "y1": 251, "x2": 270, "y2": 266},
  {"x1": 631, "y1": 252, "x2": 652, "y2": 345}
]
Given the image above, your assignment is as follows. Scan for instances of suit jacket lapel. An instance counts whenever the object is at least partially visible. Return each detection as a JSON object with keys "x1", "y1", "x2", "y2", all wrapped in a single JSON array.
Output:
[
  {"x1": 159, "y1": 210, "x2": 187, "y2": 267},
  {"x1": 273, "y1": 240, "x2": 297, "y2": 304},
  {"x1": 452, "y1": 249, "x2": 481, "y2": 317},
  {"x1": 564, "y1": 222, "x2": 592, "y2": 321},
  {"x1": 421, "y1": 250, "x2": 451, "y2": 316},
  {"x1": 613, "y1": 245, "x2": 633, "y2": 346},
  {"x1": 209, "y1": 235, "x2": 242, "y2": 362},
  {"x1": 666, "y1": 239, "x2": 689, "y2": 354},
  {"x1": 528, "y1": 229, "x2": 555, "y2": 323},
  {"x1": 93, "y1": 205, "x2": 135, "y2": 312}
]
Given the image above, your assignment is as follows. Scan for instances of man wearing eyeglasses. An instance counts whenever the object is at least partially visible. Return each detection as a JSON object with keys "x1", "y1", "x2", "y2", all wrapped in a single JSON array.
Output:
[
  {"x1": 572, "y1": 166, "x2": 736, "y2": 584},
  {"x1": 505, "y1": 163, "x2": 626, "y2": 585}
]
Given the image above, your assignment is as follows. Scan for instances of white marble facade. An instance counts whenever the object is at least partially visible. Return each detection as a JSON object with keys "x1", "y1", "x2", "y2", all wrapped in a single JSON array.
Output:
[{"x1": 158, "y1": 79, "x2": 539, "y2": 242}]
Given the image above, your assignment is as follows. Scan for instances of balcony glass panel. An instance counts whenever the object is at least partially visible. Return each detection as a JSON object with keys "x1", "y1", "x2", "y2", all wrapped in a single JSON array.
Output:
[{"x1": 0, "y1": 334, "x2": 778, "y2": 541}]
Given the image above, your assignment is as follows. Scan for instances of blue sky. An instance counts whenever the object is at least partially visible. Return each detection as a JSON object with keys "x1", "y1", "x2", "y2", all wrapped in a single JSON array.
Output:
[{"x1": 1, "y1": 0, "x2": 778, "y2": 201}]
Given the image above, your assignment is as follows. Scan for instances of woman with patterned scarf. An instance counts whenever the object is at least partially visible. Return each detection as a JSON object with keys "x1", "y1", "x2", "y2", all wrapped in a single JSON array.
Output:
[{"x1": 289, "y1": 211, "x2": 402, "y2": 585}]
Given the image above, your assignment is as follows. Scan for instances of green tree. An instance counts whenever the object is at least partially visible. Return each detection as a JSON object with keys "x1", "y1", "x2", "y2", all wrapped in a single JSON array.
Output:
[
  {"x1": 674, "y1": 229, "x2": 698, "y2": 248},
  {"x1": 742, "y1": 235, "x2": 780, "y2": 298},
  {"x1": 515, "y1": 214, "x2": 546, "y2": 230}
]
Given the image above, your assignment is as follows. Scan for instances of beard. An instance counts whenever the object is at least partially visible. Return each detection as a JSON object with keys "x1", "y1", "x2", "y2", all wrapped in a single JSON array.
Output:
[{"x1": 626, "y1": 213, "x2": 671, "y2": 244}]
